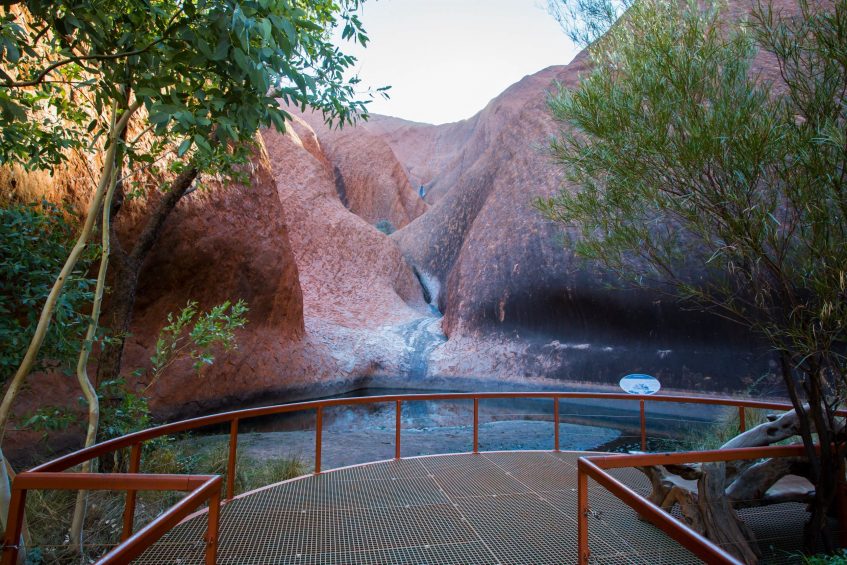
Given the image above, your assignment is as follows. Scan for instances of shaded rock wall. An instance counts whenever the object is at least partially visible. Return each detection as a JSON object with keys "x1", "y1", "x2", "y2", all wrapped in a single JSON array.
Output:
[
  {"x1": 117, "y1": 142, "x2": 307, "y2": 415},
  {"x1": 364, "y1": 30, "x2": 778, "y2": 389}
]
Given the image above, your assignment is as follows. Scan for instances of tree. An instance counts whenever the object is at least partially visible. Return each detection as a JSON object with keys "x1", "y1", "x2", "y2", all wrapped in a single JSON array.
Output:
[
  {"x1": 1, "y1": 0, "x2": 380, "y2": 552},
  {"x1": 546, "y1": 0, "x2": 632, "y2": 47},
  {"x1": 537, "y1": 0, "x2": 846, "y2": 551}
]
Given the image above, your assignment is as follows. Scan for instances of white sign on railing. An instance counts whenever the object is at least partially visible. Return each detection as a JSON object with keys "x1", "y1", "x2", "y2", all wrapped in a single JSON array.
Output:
[{"x1": 619, "y1": 373, "x2": 661, "y2": 395}]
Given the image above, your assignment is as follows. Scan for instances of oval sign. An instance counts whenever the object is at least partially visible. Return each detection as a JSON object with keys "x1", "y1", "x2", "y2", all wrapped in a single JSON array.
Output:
[{"x1": 619, "y1": 373, "x2": 661, "y2": 395}]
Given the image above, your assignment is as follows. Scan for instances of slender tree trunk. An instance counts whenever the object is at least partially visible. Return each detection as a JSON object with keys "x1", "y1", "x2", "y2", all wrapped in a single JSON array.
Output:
[
  {"x1": 780, "y1": 351, "x2": 840, "y2": 551},
  {"x1": 94, "y1": 177, "x2": 134, "y2": 389},
  {"x1": 95, "y1": 167, "x2": 199, "y2": 433},
  {"x1": 0, "y1": 101, "x2": 140, "y2": 532},
  {"x1": 68, "y1": 153, "x2": 122, "y2": 553},
  {"x1": 803, "y1": 361, "x2": 837, "y2": 552}
]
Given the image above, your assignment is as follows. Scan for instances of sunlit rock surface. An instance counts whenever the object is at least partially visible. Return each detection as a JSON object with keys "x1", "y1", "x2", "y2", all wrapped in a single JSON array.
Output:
[
  {"x1": 292, "y1": 111, "x2": 428, "y2": 230},
  {"x1": 7, "y1": 0, "x2": 794, "y2": 437}
]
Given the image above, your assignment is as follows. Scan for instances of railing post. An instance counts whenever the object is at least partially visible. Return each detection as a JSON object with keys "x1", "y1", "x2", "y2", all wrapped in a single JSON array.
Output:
[
  {"x1": 315, "y1": 406, "x2": 323, "y2": 474},
  {"x1": 554, "y1": 397, "x2": 560, "y2": 452},
  {"x1": 395, "y1": 400, "x2": 402, "y2": 460},
  {"x1": 838, "y1": 459, "x2": 847, "y2": 548},
  {"x1": 640, "y1": 399, "x2": 646, "y2": 451},
  {"x1": 1, "y1": 485, "x2": 26, "y2": 565},
  {"x1": 577, "y1": 460, "x2": 590, "y2": 565},
  {"x1": 738, "y1": 406, "x2": 746, "y2": 433},
  {"x1": 473, "y1": 397, "x2": 479, "y2": 454},
  {"x1": 205, "y1": 485, "x2": 221, "y2": 565},
  {"x1": 121, "y1": 442, "x2": 142, "y2": 541},
  {"x1": 227, "y1": 418, "x2": 239, "y2": 500}
]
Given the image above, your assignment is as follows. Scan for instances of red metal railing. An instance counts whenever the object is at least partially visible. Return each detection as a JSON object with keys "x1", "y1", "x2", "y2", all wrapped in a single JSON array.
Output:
[
  {"x1": 1, "y1": 473, "x2": 221, "y2": 565},
  {"x1": 576, "y1": 444, "x2": 818, "y2": 564},
  {"x1": 2, "y1": 391, "x2": 807, "y2": 563}
]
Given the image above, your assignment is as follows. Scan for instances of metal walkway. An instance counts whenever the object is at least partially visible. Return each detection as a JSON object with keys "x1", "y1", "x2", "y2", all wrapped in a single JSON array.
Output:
[{"x1": 136, "y1": 451, "x2": 808, "y2": 564}]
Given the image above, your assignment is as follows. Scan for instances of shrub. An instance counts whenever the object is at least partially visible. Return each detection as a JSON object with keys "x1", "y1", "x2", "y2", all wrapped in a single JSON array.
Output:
[{"x1": 0, "y1": 201, "x2": 96, "y2": 381}]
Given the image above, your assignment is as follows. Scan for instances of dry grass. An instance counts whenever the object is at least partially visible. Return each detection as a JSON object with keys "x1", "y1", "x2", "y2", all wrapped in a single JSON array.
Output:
[{"x1": 23, "y1": 438, "x2": 307, "y2": 564}]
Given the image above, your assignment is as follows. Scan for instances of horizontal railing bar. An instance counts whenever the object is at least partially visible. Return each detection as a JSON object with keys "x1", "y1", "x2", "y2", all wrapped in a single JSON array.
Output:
[
  {"x1": 98, "y1": 476, "x2": 221, "y2": 564},
  {"x1": 14, "y1": 472, "x2": 215, "y2": 492},
  {"x1": 30, "y1": 391, "x2": 806, "y2": 473},
  {"x1": 579, "y1": 457, "x2": 743, "y2": 565},
  {"x1": 585, "y1": 443, "x2": 809, "y2": 469}
]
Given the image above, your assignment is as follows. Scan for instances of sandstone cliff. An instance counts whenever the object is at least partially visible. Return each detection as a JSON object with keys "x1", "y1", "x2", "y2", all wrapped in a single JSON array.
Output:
[
  {"x1": 293, "y1": 113, "x2": 428, "y2": 230},
  {"x1": 116, "y1": 116, "x2": 439, "y2": 418},
  {"x1": 6, "y1": 0, "x2": 790, "y2": 437}
]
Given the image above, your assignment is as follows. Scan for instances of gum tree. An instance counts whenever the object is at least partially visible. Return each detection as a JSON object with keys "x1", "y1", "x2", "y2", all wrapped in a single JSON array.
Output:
[
  {"x1": 538, "y1": 0, "x2": 846, "y2": 550},
  {"x1": 1, "y1": 0, "x2": 378, "y2": 552}
]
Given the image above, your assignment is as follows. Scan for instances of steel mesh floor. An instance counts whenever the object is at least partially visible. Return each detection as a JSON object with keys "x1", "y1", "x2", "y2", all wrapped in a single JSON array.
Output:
[{"x1": 135, "y1": 451, "x2": 811, "y2": 564}]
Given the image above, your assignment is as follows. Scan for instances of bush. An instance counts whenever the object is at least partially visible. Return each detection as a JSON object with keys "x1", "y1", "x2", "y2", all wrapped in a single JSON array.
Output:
[
  {"x1": 0, "y1": 201, "x2": 96, "y2": 381},
  {"x1": 804, "y1": 551, "x2": 847, "y2": 564}
]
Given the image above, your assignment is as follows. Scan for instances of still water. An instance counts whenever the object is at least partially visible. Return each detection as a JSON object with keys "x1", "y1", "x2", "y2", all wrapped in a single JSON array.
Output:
[{"x1": 188, "y1": 386, "x2": 734, "y2": 471}]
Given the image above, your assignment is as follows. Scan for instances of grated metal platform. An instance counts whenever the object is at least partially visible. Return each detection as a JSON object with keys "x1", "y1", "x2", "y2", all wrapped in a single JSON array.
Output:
[{"x1": 135, "y1": 451, "x2": 809, "y2": 564}]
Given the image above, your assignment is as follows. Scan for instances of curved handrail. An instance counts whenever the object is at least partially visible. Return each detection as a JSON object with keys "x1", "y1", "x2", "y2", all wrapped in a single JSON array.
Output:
[
  {"x1": 31, "y1": 391, "x2": 796, "y2": 473},
  {"x1": 9, "y1": 390, "x2": 812, "y2": 564},
  {"x1": 2, "y1": 473, "x2": 222, "y2": 565}
]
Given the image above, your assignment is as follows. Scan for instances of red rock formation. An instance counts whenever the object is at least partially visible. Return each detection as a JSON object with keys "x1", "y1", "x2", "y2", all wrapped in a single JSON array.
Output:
[
  {"x1": 124, "y1": 116, "x2": 435, "y2": 419},
  {"x1": 5, "y1": 0, "x2": 798, "y2": 444},
  {"x1": 387, "y1": 60, "x2": 583, "y2": 327},
  {"x1": 294, "y1": 111, "x2": 428, "y2": 230},
  {"x1": 6, "y1": 109, "x2": 439, "y2": 436},
  {"x1": 263, "y1": 115, "x2": 427, "y2": 329},
  {"x1": 117, "y1": 141, "x2": 307, "y2": 415},
  {"x1": 353, "y1": 114, "x2": 473, "y2": 204},
  {"x1": 367, "y1": 2, "x2": 782, "y2": 390}
]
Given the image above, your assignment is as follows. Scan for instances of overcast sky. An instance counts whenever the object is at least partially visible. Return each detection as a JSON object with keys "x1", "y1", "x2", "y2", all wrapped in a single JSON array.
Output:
[{"x1": 334, "y1": 0, "x2": 580, "y2": 125}]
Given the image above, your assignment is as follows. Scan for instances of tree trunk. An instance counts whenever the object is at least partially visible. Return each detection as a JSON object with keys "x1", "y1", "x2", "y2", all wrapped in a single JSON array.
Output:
[
  {"x1": 0, "y1": 102, "x2": 140, "y2": 536},
  {"x1": 698, "y1": 463, "x2": 761, "y2": 564},
  {"x1": 781, "y1": 352, "x2": 843, "y2": 552},
  {"x1": 95, "y1": 166, "x2": 199, "y2": 387},
  {"x1": 95, "y1": 167, "x2": 199, "y2": 473},
  {"x1": 637, "y1": 405, "x2": 834, "y2": 561},
  {"x1": 69, "y1": 153, "x2": 122, "y2": 553}
]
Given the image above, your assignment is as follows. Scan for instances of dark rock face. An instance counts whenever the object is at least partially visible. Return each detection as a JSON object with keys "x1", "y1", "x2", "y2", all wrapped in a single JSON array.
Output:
[{"x1": 370, "y1": 49, "x2": 775, "y2": 390}]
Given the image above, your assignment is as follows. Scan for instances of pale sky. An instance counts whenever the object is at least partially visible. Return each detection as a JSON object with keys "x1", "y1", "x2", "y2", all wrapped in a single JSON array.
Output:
[{"x1": 335, "y1": 0, "x2": 580, "y2": 125}]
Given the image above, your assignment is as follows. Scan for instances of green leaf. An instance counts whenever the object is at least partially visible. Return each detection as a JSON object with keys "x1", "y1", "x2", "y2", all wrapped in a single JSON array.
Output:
[
  {"x1": 177, "y1": 138, "x2": 192, "y2": 157},
  {"x1": 232, "y1": 47, "x2": 250, "y2": 73},
  {"x1": 194, "y1": 134, "x2": 212, "y2": 152},
  {"x1": 211, "y1": 38, "x2": 230, "y2": 61},
  {"x1": 4, "y1": 40, "x2": 20, "y2": 64},
  {"x1": 148, "y1": 112, "x2": 171, "y2": 125}
]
